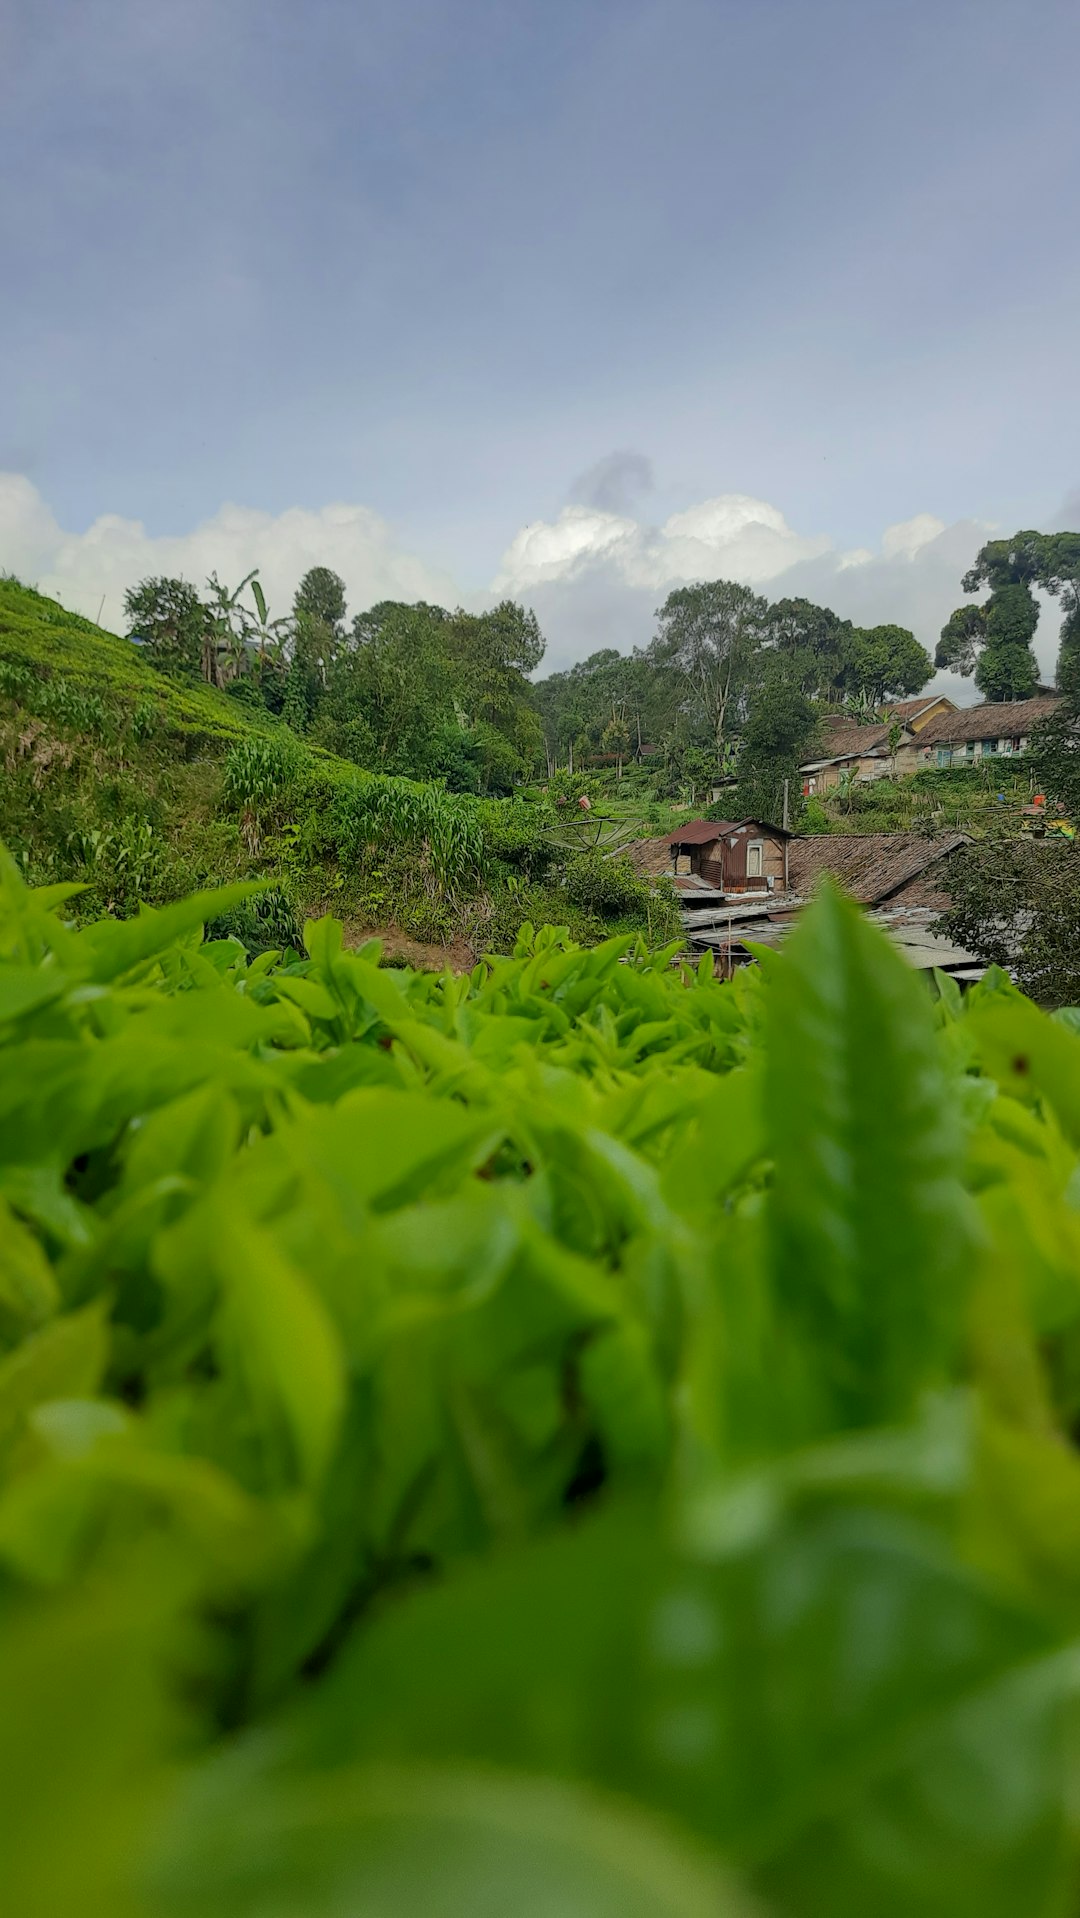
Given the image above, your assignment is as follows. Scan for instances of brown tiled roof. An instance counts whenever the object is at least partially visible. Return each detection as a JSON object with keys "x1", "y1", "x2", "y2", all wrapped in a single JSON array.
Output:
[
  {"x1": 819, "y1": 719, "x2": 890, "y2": 758},
  {"x1": 886, "y1": 696, "x2": 953, "y2": 721},
  {"x1": 623, "y1": 836, "x2": 674, "y2": 876},
  {"x1": 915, "y1": 697, "x2": 1060, "y2": 746},
  {"x1": 787, "y1": 832, "x2": 969, "y2": 905}
]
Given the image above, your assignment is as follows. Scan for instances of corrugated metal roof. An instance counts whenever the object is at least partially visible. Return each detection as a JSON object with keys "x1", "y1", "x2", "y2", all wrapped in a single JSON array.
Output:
[
  {"x1": 622, "y1": 836, "x2": 676, "y2": 876},
  {"x1": 667, "y1": 818, "x2": 725, "y2": 845}
]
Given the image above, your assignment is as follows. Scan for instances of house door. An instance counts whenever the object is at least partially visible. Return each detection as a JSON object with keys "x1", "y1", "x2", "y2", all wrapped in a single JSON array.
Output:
[{"x1": 746, "y1": 842, "x2": 763, "y2": 879}]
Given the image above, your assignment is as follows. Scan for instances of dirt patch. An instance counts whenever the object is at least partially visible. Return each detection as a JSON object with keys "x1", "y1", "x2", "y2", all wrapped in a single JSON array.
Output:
[{"x1": 340, "y1": 918, "x2": 476, "y2": 973}]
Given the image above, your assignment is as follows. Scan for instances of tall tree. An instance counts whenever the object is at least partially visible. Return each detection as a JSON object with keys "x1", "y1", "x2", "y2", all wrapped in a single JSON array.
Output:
[
  {"x1": 448, "y1": 600, "x2": 544, "y2": 727},
  {"x1": 847, "y1": 624, "x2": 932, "y2": 703},
  {"x1": 293, "y1": 566, "x2": 347, "y2": 640},
  {"x1": 936, "y1": 534, "x2": 1046, "y2": 700},
  {"x1": 763, "y1": 597, "x2": 854, "y2": 698},
  {"x1": 1034, "y1": 533, "x2": 1080, "y2": 695},
  {"x1": 734, "y1": 663, "x2": 820, "y2": 824},
  {"x1": 123, "y1": 577, "x2": 207, "y2": 679},
  {"x1": 650, "y1": 579, "x2": 769, "y2": 759}
]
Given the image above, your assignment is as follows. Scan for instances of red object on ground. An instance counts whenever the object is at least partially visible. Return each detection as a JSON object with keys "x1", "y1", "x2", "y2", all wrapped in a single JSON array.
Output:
[{"x1": 578, "y1": 795, "x2": 591, "y2": 810}]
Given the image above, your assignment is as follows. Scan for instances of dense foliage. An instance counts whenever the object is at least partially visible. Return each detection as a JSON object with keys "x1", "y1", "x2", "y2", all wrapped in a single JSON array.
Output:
[
  {"x1": 936, "y1": 832, "x2": 1080, "y2": 1006},
  {"x1": 934, "y1": 685, "x2": 1080, "y2": 994},
  {"x1": 534, "y1": 591, "x2": 932, "y2": 789},
  {"x1": 124, "y1": 569, "x2": 548, "y2": 794},
  {"x1": 5, "y1": 856, "x2": 1080, "y2": 1914},
  {"x1": 936, "y1": 530, "x2": 1080, "y2": 699}
]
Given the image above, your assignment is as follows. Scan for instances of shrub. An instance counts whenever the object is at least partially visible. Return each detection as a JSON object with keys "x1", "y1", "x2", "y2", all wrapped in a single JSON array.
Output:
[
  {"x1": 565, "y1": 847, "x2": 657, "y2": 917},
  {"x1": 2, "y1": 872, "x2": 1080, "y2": 1913},
  {"x1": 543, "y1": 767, "x2": 605, "y2": 810}
]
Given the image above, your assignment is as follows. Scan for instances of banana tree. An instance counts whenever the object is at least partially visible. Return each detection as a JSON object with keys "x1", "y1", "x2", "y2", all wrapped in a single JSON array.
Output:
[
  {"x1": 247, "y1": 579, "x2": 293, "y2": 664},
  {"x1": 204, "y1": 570, "x2": 259, "y2": 686}
]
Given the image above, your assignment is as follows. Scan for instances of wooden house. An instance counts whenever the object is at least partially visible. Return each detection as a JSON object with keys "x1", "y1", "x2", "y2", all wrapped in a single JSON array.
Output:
[{"x1": 668, "y1": 818, "x2": 791, "y2": 894}]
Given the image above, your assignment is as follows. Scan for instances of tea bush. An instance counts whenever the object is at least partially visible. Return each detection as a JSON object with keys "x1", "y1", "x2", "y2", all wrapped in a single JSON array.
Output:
[{"x1": 3, "y1": 849, "x2": 1080, "y2": 1914}]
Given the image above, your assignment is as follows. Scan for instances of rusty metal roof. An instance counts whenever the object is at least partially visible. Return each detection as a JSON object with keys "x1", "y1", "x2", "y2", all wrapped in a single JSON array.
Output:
[
  {"x1": 668, "y1": 817, "x2": 790, "y2": 846},
  {"x1": 667, "y1": 819, "x2": 727, "y2": 845}
]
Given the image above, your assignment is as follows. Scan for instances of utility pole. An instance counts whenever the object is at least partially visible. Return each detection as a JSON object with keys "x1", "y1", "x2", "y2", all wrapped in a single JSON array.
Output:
[{"x1": 782, "y1": 778, "x2": 790, "y2": 832}]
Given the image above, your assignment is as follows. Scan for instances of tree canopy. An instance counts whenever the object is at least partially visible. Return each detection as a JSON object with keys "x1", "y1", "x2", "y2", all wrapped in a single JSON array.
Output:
[
  {"x1": 649, "y1": 580, "x2": 770, "y2": 755},
  {"x1": 937, "y1": 529, "x2": 1080, "y2": 700}
]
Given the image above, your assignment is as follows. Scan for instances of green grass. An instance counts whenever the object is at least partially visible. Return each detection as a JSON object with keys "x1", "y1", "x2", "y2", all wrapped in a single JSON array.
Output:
[{"x1": 0, "y1": 576, "x2": 277, "y2": 749}]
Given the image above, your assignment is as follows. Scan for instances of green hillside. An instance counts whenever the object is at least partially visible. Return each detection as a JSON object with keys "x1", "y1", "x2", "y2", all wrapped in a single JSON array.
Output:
[
  {"x1": 0, "y1": 576, "x2": 273, "y2": 748},
  {"x1": 0, "y1": 579, "x2": 675, "y2": 954}
]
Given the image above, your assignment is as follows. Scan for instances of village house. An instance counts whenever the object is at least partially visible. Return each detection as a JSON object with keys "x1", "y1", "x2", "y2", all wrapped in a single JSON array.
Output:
[
  {"x1": 668, "y1": 818, "x2": 792, "y2": 894},
  {"x1": 798, "y1": 697, "x2": 961, "y2": 796},
  {"x1": 892, "y1": 696, "x2": 1061, "y2": 773},
  {"x1": 680, "y1": 831, "x2": 979, "y2": 980}
]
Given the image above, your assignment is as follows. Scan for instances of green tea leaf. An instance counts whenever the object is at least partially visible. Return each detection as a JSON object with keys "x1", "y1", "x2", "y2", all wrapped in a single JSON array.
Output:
[{"x1": 763, "y1": 883, "x2": 972, "y2": 1436}]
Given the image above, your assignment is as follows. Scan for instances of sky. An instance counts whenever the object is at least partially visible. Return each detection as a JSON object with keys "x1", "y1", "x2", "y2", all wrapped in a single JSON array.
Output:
[{"x1": 2, "y1": 0, "x2": 1078, "y2": 697}]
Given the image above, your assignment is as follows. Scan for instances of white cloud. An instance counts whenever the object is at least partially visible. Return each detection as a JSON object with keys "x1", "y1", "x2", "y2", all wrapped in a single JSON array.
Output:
[
  {"x1": 494, "y1": 492, "x2": 829, "y2": 596},
  {"x1": 0, "y1": 476, "x2": 459, "y2": 632},
  {"x1": 880, "y1": 513, "x2": 947, "y2": 559}
]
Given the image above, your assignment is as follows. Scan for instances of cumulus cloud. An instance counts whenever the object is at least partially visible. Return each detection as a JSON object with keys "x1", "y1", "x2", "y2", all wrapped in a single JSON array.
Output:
[
  {"x1": 0, "y1": 474, "x2": 459, "y2": 631},
  {"x1": 492, "y1": 493, "x2": 1008, "y2": 696},
  {"x1": 494, "y1": 492, "x2": 830, "y2": 598}
]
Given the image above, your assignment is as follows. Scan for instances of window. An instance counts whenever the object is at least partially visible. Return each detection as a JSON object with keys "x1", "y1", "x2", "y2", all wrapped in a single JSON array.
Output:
[
  {"x1": 936, "y1": 747, "x2": 952, "y2": 767},
  {"x1": 963, "y1": 741, "x2": 975, "y2": 759},
  {"x1": 746, "y1": 842, "x2": 763, "y2": 878}
]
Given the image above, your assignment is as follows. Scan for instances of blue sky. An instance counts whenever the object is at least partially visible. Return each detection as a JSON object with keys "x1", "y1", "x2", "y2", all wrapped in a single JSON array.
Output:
[{"x1": 2, "y1": 0, "x2": 1078, "y2": 683}]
